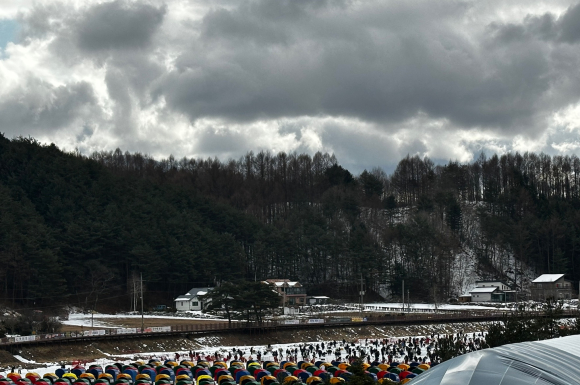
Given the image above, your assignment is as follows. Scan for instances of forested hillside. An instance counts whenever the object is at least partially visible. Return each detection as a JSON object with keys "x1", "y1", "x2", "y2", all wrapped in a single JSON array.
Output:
[{"x1": 1, "y1": 134, "x2": 580, "y2": 309}]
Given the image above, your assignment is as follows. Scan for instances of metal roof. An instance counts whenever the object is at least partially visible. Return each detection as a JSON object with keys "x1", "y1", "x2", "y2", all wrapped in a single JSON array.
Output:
[
  {"x1": 532, "y1": 274, "x2": 565, "y2": 283},
  {"x1": 186, "y1": 287, "x2": 213, "y2": 295},
  {"x1": 174, "y1": 287, "x2": 213, "y2": 301},
  {"x1": 412, "y1": 335, "x2": 580, "y2": 385}
]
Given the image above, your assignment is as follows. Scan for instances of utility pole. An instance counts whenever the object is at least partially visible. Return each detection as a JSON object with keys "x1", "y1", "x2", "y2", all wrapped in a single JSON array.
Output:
[
  {"x1": 359, "y1": 274, "x2": 365, "y2": 314},
  {"x1": 133, "y1": 278, "x2": 137, "y2": 311},
  {"x1": 91, "y1": 296, "x2": 94, "y2": 328},
  {"x1": 140, "y1": 272, "x2": 144, "y2": 332},
  {"x1": 283, "y1": 282, "x2": 287, "y2": 315},
  {"x1": 515, "y1": 259, "x2": 518, "y2": 304},
  {"x1": 402, "y1": 280, "x2": 405, "y2": 312},
  {"x1": 407, "y1": 289, "x2": 410, "y2": 312}
]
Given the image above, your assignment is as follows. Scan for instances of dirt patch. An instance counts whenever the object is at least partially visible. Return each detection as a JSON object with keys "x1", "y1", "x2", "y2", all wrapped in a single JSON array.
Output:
[{"x1": 0, "y1": 349, "x2": 22, "y2": 367}]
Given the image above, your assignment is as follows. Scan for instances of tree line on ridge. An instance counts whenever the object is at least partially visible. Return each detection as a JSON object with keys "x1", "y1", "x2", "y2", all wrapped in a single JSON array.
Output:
[{"x1": 1, "y1": 134, "x2": 579, "y2": 310}]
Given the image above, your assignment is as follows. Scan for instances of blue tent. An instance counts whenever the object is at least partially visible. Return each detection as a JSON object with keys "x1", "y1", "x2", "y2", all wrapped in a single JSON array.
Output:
[{"x1": 234, "y1": 371, "x2": 250, "y2": 383}]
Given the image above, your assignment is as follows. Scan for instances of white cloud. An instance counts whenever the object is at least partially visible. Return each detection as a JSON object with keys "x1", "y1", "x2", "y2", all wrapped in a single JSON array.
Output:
[{"x1": 553, "y1": 103, "x2": 580, "y2": 132}]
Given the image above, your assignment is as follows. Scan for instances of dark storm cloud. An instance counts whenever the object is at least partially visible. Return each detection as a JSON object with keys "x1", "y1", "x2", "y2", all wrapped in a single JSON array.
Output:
[
  {"x1": 76, "y1": 1, "x2": 166, "y2": 51},
  {"x1": 6, "y1": 0, "x2": 580, "y2": 170},
  {"x1": 0, "y1": 80, "x2": 97, "y2": 135},
  {"x1": 559, "y1": 3, "x2": 580, "y2": 43},
  {"x1": 154, "y1": 0, "x2": 572, "y2": 137},
  {"x1": 490, "y1": 2, "x2": 580, "y2": 44}
]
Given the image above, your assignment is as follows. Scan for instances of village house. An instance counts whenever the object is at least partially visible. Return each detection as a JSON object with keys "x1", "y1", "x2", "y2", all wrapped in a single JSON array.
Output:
[
  {"x1": 467, "y1": 280, "x2": 515, "y2": 302},
  {"x1": 174, "y1": 287, "x2": 213, "y2": 311},
  {"x1": 470, "y1": 286, "x2": 505, "y2": 302},
  {"x1": 266, "y1": 279, "x2": 307, "y2": 306},
  {"x1": 531, "y1": 274, "x2": 574, "y2": 301}
]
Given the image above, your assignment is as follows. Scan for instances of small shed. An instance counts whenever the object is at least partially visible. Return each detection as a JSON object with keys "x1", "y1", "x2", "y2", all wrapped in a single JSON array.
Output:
[
  {"x1": 458, "y1": 294, "x2": 472, "y2": 303},
  {"x1": 307, "y1": 296, "x2": 330, "y2": 305}
]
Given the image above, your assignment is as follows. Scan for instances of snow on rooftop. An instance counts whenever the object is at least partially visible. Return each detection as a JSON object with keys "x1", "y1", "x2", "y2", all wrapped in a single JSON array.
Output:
[
  {"x1": 533, "y1": 274, "x2": 565, "y2": 283},
  {"x1": 175, "y1": 287, "x2": 213, "y2": 300},
  {"x1": 470, "y1": 287, "x2": 499, "y2": 293},
  {"x1": 475, "y1": 280, "x2": 505, "y2": 283},
  {"x1": 185, "y1": 287, "x2": 213, "y2": 296}
]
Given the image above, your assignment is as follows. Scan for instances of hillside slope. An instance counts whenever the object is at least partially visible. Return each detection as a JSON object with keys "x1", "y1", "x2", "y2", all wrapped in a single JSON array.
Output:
[{"x1": 1, "y1": 135, "x2": 580, "y2": 309}]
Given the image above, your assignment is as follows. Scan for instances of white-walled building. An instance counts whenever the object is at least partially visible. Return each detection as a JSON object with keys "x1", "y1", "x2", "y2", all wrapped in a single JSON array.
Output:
[
  {"x1": 174, "y1": 287, "x2": 213, "y2": 311},
  {"x1": 475, "y1": 281, "x2": 511, "y2": 291},
  {"x1": 464, "y1": 280, "x2": 514, "y2": 302},
  {"x1": 470, "y1": 286, "x2": 502, "y2": 302}
]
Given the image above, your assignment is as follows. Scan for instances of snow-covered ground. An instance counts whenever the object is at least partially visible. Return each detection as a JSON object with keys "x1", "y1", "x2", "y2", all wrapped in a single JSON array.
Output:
[
  {"x1": 364, "y1": 303, "x2": 499, "y2": 311},
  {"x1": 5, "y1": 329, "x2": 487, "y2": 379},
  {"x1": 61, "y1": 302, "x2": 514, "y2": 329},
  {"x1": 62, "y1": 303, "x2": 499, "y2": 329}
]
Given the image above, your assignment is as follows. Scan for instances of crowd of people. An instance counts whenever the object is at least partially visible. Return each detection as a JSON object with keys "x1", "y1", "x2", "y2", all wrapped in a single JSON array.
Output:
[
  {"x1": 168, "y1": 331, "x2": 487, "y2": 367},
  {"x1": 0, "y1": 332, "x2": 487, "y2": 385}
]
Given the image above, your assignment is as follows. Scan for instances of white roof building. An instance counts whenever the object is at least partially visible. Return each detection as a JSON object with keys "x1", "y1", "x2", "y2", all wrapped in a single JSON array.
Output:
[
  {"x1": 531, "y1": 273, "x2": 574, "y2": 300},
  {"x1": 174, "y1": 287, "x2": 213, "y2": 311},
  {"x1": 470, "y1": 287, "x2": 500, "y2": 293},
  {"x1": 469, "y1": 286, "x2": 504, "y2": 302}
]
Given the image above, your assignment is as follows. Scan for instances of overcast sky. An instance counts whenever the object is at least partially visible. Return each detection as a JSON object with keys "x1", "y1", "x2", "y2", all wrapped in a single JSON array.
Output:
[{"x1": 1, "y1": 0, "x2": 580, "y2": 173}]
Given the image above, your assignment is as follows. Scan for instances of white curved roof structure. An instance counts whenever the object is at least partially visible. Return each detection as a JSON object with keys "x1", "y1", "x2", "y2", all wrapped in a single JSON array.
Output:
[{"x1": 411, "y1": 335, "x2": 580, "y2": 385}]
